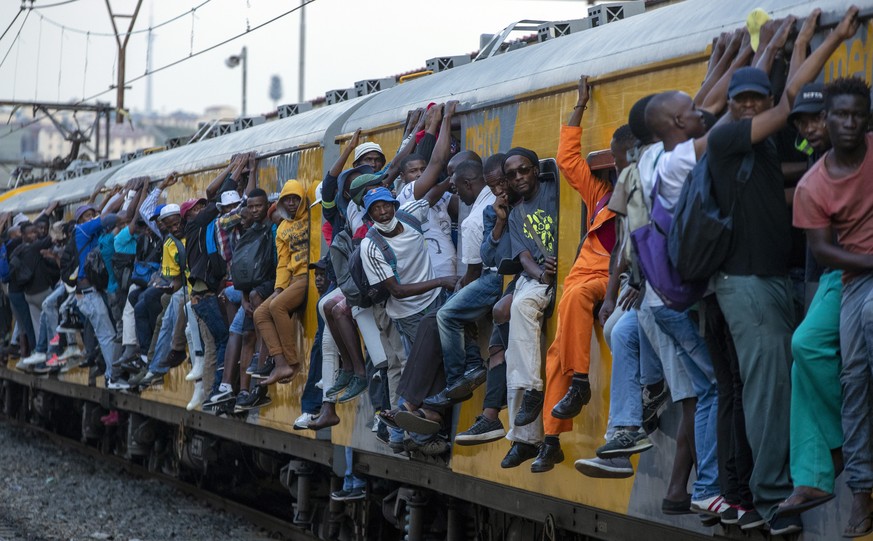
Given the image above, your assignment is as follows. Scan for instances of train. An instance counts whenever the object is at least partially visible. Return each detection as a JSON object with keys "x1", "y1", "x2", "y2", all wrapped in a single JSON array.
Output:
[{"x1": 0, "y1": 0, "x2": 869, "y2": 539}]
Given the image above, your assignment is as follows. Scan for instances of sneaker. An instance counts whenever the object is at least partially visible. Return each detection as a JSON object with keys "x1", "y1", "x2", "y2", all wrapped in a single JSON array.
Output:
[
  {"x1": 60, "y1": 356, "x2": 83, "y2": 373},
  {"x1": 58, "y1": 345, "x2": 84, "y2": 360},
  {"x1": 642, "y1": 382, "x2": 669, "y2": 426},
  {"x1": 48, "y1": 334, "x2": 60, "y2": 348},
  {"x1": 737, "y1": 508, "x2": 765, "y2": 530},
  {"x1": 100, "y1": 410, "x2": 120, "y2": 426},
  {"x1": 14, "y1": 358, "x2": 26, "y2": 371},
  {"x1": 45, "y1": 353, "x2": 66, "y2": 368},
  {"x1": 338, "y1": 374, "x2": 367, "y2": 403},
  {"x1": 455, "y1": 415, "x2": 505, "y2": 446},
  {"x1": 294, "y1": 412, "x2": 318, "y2": 430},
  {"x1": 203, "y1": 388, "x2": 234, "y2": 407},
  {"x1": 445, "y1": 365, "x2": 488, "y2": 400},
  {"x1": 325, "y1": 370, "x2": 353, "y2": 398},
  {"x1": 574, "y1": 456, "x2": 634, "y2": 479},
  {"x1": 117, "y1": 355, "x2": 144, "y2": 373},
  {"x1": 691, "y1": 495, "x2": 730, "y2": 516},
  {"x1": 375, "y1": 422, "x2": 390, "y2": 445},
  {"x1": 32, "y1": 362, "x2": 52, "y2": 375},
  {"x1": 595, "y1": 429, "x2": 654, "y2": 458},
  {"x1": 234, "y1": 385, "x2": 272, "y2": 412},
  {"x1": 720, "y1": 504, "x2": 745, "y2": 525},
  {"x1": 331, "y1": 487, "x2": 366, "y2": 501},
  {"x1": 138, "y1": 371, "x2": 165, "y2": 388},
  {"x1": 127, "y1": 367, "x2": 150, "y2": 386},
  {"x1": 249, "y1": 358, "x2": 275, "y2": 380},
  {"x1": 550, "y1": 380, "x2": 591, "y2": 419},
  {"x1": 417, "y1": 437, "x2": 449, "y2": 456},
  {"x1": 187, "y1": 381, "x2": 207, "y2": 411},
  {"x1": 107, "y1": 378, "x2": 132, "y2": 390},
  {"x1": 769, "y1": 515, "x2": 802, "y2": 536},
  {"x1": 21, "y1": 351, "x2": 47, "y2": 366},
  {"x1": 514, "y1": 389, "x2": 544, "y2": 427}
]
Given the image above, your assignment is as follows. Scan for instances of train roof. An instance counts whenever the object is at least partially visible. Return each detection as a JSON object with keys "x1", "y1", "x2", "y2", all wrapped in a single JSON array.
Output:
[
  {"x1": 0, "y1": 165, "x2": 120, "y2": 214},
  {"x1": 338, "y1": 0, "x2": 849, "y2": 132}
]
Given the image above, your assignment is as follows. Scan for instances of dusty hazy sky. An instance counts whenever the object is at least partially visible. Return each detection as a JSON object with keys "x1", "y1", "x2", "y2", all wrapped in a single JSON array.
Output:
[{"x1": 0, "y1": 0, "x2": 593, "y2": 117}]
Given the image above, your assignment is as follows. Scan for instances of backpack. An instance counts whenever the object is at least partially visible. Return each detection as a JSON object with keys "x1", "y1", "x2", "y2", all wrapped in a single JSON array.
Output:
[
  {"x1": 84, "y1": 247, "x2": 109, "y2": 291},
  {"x1": 668, "y1": 151, "x2": 755, "y2": 282},
  {"x1": 630, "y1": 173, "x2": 706, "y2": 312},
  {"x1": 230, "y1": 223, "x2": 274, "y2": 292},
  {"x1": 347, "y1": 210, "x2": 423, "y2": 307},
  {"x1": 59, "y1": 235, "x2": 79, "y2": 287},
  {"x1": 201, "y1": 220, "x2": 227, "y2": 291},
  {"x1": 8, "y1": 247, "x2": 33, "y2": 289}
]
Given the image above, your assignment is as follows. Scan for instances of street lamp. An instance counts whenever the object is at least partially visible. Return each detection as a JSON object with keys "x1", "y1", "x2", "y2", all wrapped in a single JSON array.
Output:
[{"x1": 226, "y1": 46, "x2": 248, "y2": 117}]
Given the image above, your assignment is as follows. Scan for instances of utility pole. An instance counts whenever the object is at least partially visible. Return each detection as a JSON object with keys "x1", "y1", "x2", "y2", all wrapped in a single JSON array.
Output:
[
  {"x1": 299, "y1": 0, "x2": 305, "y2": 102},
  {"x1": 225, "y1": 47, "x2": 248, "y2": 117},
  {"x1": 105, "y1": 0, "x2": 143, "y2": 124}
]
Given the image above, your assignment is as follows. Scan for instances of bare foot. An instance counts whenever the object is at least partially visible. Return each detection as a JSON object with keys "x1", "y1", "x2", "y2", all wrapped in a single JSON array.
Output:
[
  {"x1": 308, "y1": 409, "x2": 340, "y2": 430},
  {"x1": 258, "y1": 362, "x2": 301, "y2": 386}
]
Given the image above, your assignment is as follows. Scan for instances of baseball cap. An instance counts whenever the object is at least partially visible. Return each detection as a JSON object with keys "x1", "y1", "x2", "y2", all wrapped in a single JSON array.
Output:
[
  {"x1": 308, "y1": 257, "x2": 329, "y2": 271},
  {"x1": 788, "y1": 83, "x2": 825, "y2": 124},
  {"x1": 218, "y1": 190, "x2": 242, "y2": 209},
  {"x1": 337, "y1": 164, "x2": 374, "y2": 199},
  {"x1": 150, "y1": 204, "x2": 166, "y2": 221},
  {"x1": 363, "y1": 187, "x2": 399, "y2": 217},
  {"x1": 728, "y1": 67, "x2": 771, "y2": 99},
  {"x1": 348, "y1": 173, "x2": 384, "y2": 207},
  {"x1": 159, "y1": 203, "x2": 181, "y2": 220},
  {"x1": 353, "y1": 141, "x2": 385, "y2": 163},
  {"x1": 180, "y1": 198, "x2": 207, "y2": 219}
]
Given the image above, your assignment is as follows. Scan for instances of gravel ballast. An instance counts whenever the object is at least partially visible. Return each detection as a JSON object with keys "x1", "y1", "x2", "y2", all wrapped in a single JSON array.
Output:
[{"x1": 0, "y1": 422, "x2": 271, "y2": 541}]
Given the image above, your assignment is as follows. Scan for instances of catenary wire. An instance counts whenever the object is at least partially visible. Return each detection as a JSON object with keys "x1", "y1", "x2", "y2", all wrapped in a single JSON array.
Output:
[{"x1": 32, "y1": 0, "x2": 214, "y2": 38}]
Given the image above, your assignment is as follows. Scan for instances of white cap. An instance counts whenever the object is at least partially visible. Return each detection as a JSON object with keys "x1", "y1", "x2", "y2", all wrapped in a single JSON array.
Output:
[
  {"x1": 309, "y1": 181, "x2": 323, "y2": 208},
  {"x1": 11, "y1": 213, "x2": 28, "y2": 227},
  {"x1": 219, "y1": 190, "x2": 242, "y2": 208},
  {"x1": 353, "y1": 141, "x2": 384, "y2": 163},
  {"x1": 159, "y1": 204, "x2": 181, "y2": 220}
]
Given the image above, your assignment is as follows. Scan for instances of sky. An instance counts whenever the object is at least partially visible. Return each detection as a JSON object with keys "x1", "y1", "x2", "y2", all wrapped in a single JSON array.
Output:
[{"x1": 0, "y1": 0, "x2": 595, "y2": 118}]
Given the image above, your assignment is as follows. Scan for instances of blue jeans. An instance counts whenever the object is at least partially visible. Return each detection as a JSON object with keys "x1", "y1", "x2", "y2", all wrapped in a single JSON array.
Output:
[
  {"x1": 607, "y1": 309, "x2": 663, "y2": 437},
  {"x1": 135, "y1": 286, "x2": 166, "y2": 356},
  {"x1": 301, "y1": 299, "x2": 326, "y2": 414},
  {"x1": 8, "y1": 291, "x2": 34, "y2": 350},
  {"x1": 149, "y1": 289, "x2": 184, "y2": 374},
  {"x1": 192, "y1": 294, "x2": 229, "y2": 394},
  {"x1": 78, "y1": 288, "x2": 121, "y2": 378},
  {"x1": 36, "y1": 284, "x2": 66, "y2": 353},
  {"x1": 342, "y1": 447, "x2": 365, "y2": 490},
  {"x1": 651, "y1": 304, "x2": 719, "y2": 501},
  {"x1": 437, "y1": 271, "x2": 502, "y2": 386}
]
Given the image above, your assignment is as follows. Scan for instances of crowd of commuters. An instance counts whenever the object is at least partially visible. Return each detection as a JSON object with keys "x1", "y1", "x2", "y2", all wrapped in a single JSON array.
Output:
[{"x1": 1, "y1": 5, "x2": 871, "y2": 535}]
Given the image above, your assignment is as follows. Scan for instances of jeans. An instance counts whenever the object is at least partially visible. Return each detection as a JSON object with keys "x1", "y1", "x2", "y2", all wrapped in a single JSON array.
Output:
[
  {"x1": 607, "y1": 309, "x2": 662, "y2": 435},
  {"x1": 149, "y1": 289, "x2": 184, "y2": 374},
  {"x1": 135, "y1": 286, "x2": 166, "y2": 356},
  {"x1": 716, "y1": 273, "x2": 794, "y2": 520},
  {"x1": 791, "y1": 269, "x2": 843, "y2": 494},
  {"x1": 638, "y1": 305, "x2": 695, "y2": 402},
  {"x1": 342, "y1": 447, "x2": 366, "y2": 491},
  {"x1": 77, "y1": 288, "x2": 120, "y2": 378},
  {"x1": 437, "y1": 270, "x2": 502, "y2": 386},
  {"x1": 839, "y1": 272, "x2": 873, "y2": 493},
  {"x1": 8, "y1": 291, "x2": 34, "y2": 350},
  {"x1": 651, "y1": 304, "x2": 720, "y2": 501},
  {"x1": 192, "y1": 294, "x2": 229, "y2": 394},
  {"x1": 301, "y1": 302, "x2": 326, "y2": 415},
  {"x1": 35, "y1": 284, "x2": 65, "y2": 353}
]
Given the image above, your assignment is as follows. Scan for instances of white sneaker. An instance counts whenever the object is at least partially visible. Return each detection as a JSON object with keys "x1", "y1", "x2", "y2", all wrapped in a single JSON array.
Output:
[
  {"x1": 107, "y1": 378, "x2": 131, "y2": 390},
  {"x1": 58, "y1": 346, "x2": 83, "y2": 361},
  {"x1": 691, "y1": 495, "x2": 730, "y2": 516},
  {"x1": 294, "y1": 412, "x2": 317, "y2": 430},
  {"x1": 185, "y1": 354, "x2": 205, "y2": 381},
  {"x1": 187, "y1": 381, "x2": 207, "y2": 411},
  {"x1": 22, "y1": 352, "x2": 47, "y2": 366}
]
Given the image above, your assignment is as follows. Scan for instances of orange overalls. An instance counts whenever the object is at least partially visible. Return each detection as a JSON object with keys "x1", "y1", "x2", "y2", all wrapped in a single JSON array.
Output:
[{"x1": 543, "y1": 125, "x2": 615, "y2": 436}]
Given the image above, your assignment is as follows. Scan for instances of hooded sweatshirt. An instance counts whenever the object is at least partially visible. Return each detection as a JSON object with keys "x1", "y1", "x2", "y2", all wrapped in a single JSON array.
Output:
[{"x1": 274, "y1": 179, "x2": 310, "y2": 289}]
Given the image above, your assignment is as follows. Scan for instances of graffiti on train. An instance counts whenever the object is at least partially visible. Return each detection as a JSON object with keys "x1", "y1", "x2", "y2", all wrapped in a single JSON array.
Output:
[{"x1": 462, "y1": 104, "x2": 519, "y2": 158}]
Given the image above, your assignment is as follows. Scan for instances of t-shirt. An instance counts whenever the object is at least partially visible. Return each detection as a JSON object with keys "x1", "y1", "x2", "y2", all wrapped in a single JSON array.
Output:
[
  {"x1": 161, "y1": 237, "x2": 186, "y2": 280},
  {"x1": 99, "y1": 232, "x2": 118, "y2": 294},
  {"x1": 509, "y1": 179, "x2": 557, "y2": 278},
  {"x1": 113, "y1": 226, "x2": 138, "y2": 255},
  {"x1": 709, "y1": 118, "x2": 791, "y2": 276},
  {"x1": 361, "y1": 199, "x2": 438, "y2": 320},
  {"x1": 794, "y1": 133, "x2": 873, "y2": 282},
  {"x1": 460, "y1": 188, "x2": 496, "y2": 269},
  {"x1": 396, "y1": 180, "x2": 457, "y2": 277}
]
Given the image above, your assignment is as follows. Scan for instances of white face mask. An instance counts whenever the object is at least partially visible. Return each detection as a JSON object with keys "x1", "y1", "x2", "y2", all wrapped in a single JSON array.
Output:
[{"x1": 372, "y1": 216, "x2": 398, "y2": 233}]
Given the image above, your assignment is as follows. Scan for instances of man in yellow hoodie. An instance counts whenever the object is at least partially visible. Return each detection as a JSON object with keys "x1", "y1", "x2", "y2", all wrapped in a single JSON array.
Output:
[{"x1": 255, "y1": 179, "x2": 310, "y2": 386}]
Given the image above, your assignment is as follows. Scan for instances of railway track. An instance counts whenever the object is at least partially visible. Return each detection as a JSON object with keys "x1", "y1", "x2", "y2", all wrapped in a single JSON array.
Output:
[{"x1": 0, "y1": 415, "x2": 320, "y2": 541}]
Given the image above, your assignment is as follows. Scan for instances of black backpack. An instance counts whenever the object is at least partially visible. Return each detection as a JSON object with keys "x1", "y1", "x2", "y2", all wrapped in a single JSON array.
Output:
[
  {"x1": 59, "y1": 235, "x2": 79, "y2": 287},
  {"x1": 347, "y1": 210, "x2": 423, "y2": 307},
  {"x1": 84, "y1": 247, "x2": 109, "y2": 291},
  {"x1": 668, "y1": 151, "x2": 754, "y2": 282},
  {"x1": 231, "y1": 223, "x2": 274, "y2": 292}
]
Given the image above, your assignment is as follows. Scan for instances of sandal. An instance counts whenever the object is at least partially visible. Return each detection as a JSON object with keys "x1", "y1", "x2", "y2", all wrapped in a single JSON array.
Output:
[
  {"x1": 394, "y1": 409, "x2": 441, "y2": 435},
  {"x1": 844, "y1": 512, "x2": 873, "y2": 538},
  {"x1": 775, "y1": 489, "x2": 834, "y2": 518},
  {"x1": 378, "y1": 408, "x2": 403, "y2": 430}
]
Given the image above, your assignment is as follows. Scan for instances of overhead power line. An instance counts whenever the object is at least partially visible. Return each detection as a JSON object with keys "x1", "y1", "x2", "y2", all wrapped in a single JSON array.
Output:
[
  {"x1": 0, "y1": 9, "x2": 30, "y2": 71},
  {"x1": 0, "y1": 0, "x2": 318, "y2": 141},
  {"x1": 28, "y1": 0, "x2": 81, "y2": 8},
  {"x1": 32, "y1": 0, "x2": 214, "y2": 37},
  {"x1": 0, "y1": 9, "x2": 23, "y2": 44}
]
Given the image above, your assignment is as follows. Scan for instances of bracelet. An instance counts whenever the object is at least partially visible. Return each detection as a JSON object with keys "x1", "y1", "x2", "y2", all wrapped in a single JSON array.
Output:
[{"x1": 573, "y1": 104, "x2": 587, "y2": 110}]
